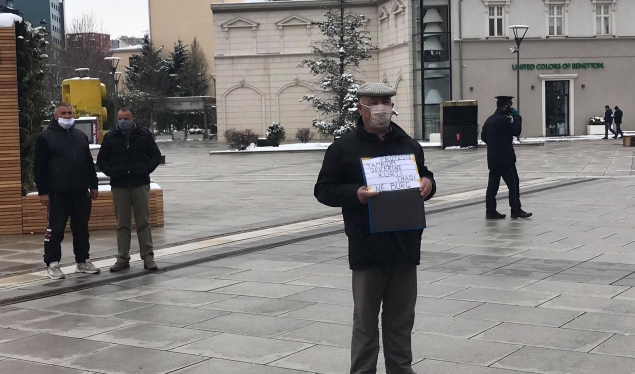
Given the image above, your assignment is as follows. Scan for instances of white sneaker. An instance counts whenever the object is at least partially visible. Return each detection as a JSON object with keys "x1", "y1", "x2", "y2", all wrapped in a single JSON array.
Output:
[
  {"x1": 76, "y1": 260, "x2": 101, "y2": 274},
  {"x1": 47, "y1": 262, "x2": 65, "y2": 280}
]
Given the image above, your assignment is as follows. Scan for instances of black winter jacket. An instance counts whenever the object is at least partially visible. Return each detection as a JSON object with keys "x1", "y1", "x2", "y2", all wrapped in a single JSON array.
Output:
[
  {"x1": 96, "y1": 126, "x2": 162, "y2": 188},
  {"x1": 33, "y1": 122, "x2": 99, "y2": 195},
  {"x1": 615, "y1": 109, "x2": 623, "y2": 124},
  {"x1": 605, "y1": 109, "x2": 614, "y2": 124},
  {"x1": 481, "y1": 109, "x2": 522, "y2": 170},
  {"x1": 314, "y1": 119, "x2": 436, "y2": 270}
]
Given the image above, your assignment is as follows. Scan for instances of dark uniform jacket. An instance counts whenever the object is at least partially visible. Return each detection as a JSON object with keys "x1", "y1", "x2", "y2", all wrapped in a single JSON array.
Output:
[
  {"x1": 97, "y1": 126, "x2": 162, "y2": 188},
  {"x1": 605, "y1": 109, "x2": 614, "y2": 124},
  {"x1": 314, "y1": 119, "x2": 436, "y2": 270},
  {"x1": 481, "y1": 109, "x2": 522, "y2": 170},
  {"x1": 615, "y1": 109, "x2": 623, "y2": 124},
  {"x1": 33, "y1": 122, "x2": 99, "y2": 196}
]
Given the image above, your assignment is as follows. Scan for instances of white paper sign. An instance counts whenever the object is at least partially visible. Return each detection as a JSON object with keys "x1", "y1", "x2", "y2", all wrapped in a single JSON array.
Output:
[{"x1": 361, "y1": 154, "x2": 421, "y2": 192}]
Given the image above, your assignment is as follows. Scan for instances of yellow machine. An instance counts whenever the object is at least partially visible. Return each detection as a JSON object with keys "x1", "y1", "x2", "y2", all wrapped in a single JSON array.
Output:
[{"x1": 61, "y1": 77, "x2": 108, "y2": 143}]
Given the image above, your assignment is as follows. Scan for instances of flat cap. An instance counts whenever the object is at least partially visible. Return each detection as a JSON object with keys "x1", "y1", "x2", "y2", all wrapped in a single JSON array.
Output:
[{"x1": 357, "y1": 83, "x2": 396, "y2": 97}]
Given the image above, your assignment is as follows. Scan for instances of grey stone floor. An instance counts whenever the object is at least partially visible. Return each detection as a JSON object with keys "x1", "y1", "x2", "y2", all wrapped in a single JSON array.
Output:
[
  {"x1": 3, "y1": 169, "x2": 635, "y2": 372},
  {"x1": 0, "y1": 139, "x2": 633, "y2": 276}
]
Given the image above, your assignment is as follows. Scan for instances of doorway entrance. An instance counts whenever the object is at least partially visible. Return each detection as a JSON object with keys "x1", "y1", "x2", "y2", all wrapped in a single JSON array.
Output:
[{"x1": 545, "y1": 81, "x2": 570, "y2": 137}]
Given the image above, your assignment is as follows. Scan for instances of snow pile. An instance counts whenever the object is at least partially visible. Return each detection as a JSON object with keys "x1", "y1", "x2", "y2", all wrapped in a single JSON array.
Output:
[{"x1": 0, "y1": 13, "x2": 22, "y2": 27}]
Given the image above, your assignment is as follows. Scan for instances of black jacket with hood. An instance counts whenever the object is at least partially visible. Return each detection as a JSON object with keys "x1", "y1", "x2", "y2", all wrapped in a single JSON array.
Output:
[
  {"x1": 314, "y1": 119, "x2": 436, "y2": 270},
  {"x1": 97, "y1": 126, "x2": 162, "y2": 188},
  {"x1": 33, "y1": 121, "x2": 99, "y2": 195}
]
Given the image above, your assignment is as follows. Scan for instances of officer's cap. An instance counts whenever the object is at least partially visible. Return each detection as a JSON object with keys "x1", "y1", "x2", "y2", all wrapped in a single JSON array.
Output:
[
  {"x1": 495, "y1": 96, "x2": 514, "y2": 101},
  {"x1": 357, "y1": 83, "x2": 396, "y2": 97}
]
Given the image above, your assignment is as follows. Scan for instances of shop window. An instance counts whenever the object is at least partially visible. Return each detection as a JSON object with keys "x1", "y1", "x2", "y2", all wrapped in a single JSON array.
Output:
[{"x1": 548, "y1": 5, "x2": 564, "y2": 36}]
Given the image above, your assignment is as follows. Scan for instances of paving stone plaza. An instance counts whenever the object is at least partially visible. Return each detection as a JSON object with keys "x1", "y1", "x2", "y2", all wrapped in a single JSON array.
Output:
[{"x1": 2, "y1": 140, "x2": 635, "y2": 373}]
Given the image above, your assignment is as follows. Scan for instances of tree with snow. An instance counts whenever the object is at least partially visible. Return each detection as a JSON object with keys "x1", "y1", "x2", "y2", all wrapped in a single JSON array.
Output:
[
  {"x1": 299, "y1": 4, "x2": 377, "y2": 137},
  {"x1": 181, "y1": 38, "x2": 211, "y2": 96},
  {"x1": 167, "y1": 39, "x2": 188, "y2": 97},
  {"x1": 125, "y1": 34, "x2": 170, "y2": 96}
]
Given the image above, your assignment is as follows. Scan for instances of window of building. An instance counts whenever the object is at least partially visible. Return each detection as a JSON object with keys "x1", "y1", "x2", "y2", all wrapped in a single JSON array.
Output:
[
  {"x1": 596, "y1": 4, "x2": 611, "y2": 35},
  {"x1": 548, "y1": 5, "x2": 564, "y2": 35},
  {"x1": 488, "y1": 6, "x2": 505, "y2": 37}
]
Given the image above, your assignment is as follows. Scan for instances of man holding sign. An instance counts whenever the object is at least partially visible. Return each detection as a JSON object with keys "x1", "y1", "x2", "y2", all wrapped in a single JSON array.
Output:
[{"x1": 315, "y1": 83, "x2": 435, "y2": 374}]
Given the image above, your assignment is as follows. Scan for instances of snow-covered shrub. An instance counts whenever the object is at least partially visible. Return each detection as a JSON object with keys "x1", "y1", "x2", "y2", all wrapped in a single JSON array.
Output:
[
  {"x1": 225, "y1": 128, "x2": 258, "y2": 151},
  {"x1": 295, "y1": 128, "x2": 315, "y2": 143},
  {"x1": 266, "y1": 123, "x2": 286, "y2": 147}
]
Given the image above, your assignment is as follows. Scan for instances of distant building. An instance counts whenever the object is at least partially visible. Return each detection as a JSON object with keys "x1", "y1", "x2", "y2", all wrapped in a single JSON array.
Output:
[
  {"x1": 111, "y1": 35, "x2": 144, "y2": 50},
  {"x1": 110, "y1": 44, "x2": 143, "y2": 93},
  {"x1": 12, "y1": 0, "x2": 64, "y2": 49},
  {"x1": 66, "y1": 32, "x2": 111, "y2": 53}
]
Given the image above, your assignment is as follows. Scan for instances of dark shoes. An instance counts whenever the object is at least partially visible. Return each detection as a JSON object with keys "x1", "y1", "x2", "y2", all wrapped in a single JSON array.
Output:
[
  {"x1": 602, "y1": 137, "x2": 608, "y2": 139},
  {"x1": 511, "y1": 209, "x2": 533, "y2": 219},
  {"x1": 110, "y1": 261, "x2": 130, "y2": 272},
  {"x1": 486, "y1": 211, "x2": 507, "y2": 220},
  {"x1": 144, "y1": 256, "x2": 159, "y2": 271}
]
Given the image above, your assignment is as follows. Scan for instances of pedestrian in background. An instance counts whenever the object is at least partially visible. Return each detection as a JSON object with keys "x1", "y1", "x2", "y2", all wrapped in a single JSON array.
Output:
[
  {"x1": 97, "y1": 108, "x2": 162, "y2": 272},
  {"x1": 603, "y1": 105, "x2": 616, "y2": 139},
  {"x1": 481, "y1": 96, "x2": 532, "y2": 220},
  {"x1": 614, "y1": 106, "x2": 624, "y2": 139},
  {"x1": 315, "y1": 83, "x2": 436, "y2": 374},
  {"x1": 34, "y1": 102, "x2": 101, "y2": 279}
]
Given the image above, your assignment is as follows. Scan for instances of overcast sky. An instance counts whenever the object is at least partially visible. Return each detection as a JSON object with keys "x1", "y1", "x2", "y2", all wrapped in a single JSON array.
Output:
[{"x1": 64, "y1": 0, "x2": 149, "y2": 38}]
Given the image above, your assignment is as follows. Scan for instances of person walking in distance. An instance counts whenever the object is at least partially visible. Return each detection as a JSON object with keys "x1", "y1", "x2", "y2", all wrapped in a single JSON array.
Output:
[
  {"x1": 603, "y1": 105, "x2": 616, "y2": 139},
  {"x1": 315, "y1": 83, "x2": 436, "y2": 374},
  {"x1": 481, "y1": 96, "x2": 532, "y2": 220},
  {"x1": 34, "y1": 103, "x2": 101, "y2": 279},
  {"x1": 614, "y1": 106, "x2": 624, "y2": 139},
  {"x1": 97, "y1": 108, "x2": 162, "y2": 272}
]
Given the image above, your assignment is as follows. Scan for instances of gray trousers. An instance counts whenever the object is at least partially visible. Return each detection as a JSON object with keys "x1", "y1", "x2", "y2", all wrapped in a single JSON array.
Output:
[
  {"x1": 351, "y1": 265, "x2": 417, "y2": 374},
  {"x1": 112, "y1": 185, "x2": 154, "y2": 261}
]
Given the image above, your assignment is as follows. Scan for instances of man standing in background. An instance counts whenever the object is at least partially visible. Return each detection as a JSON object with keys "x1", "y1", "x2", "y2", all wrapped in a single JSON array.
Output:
[
  {"x1": 34, "y1": 103, "x2": 101, "y2": 279},
  {"x1": 97, "y1": 108, "x2": 162, "y2": 272}
]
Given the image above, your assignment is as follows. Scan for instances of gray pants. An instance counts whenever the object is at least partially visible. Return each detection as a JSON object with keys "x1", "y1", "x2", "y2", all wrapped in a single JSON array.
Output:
[
  {"x1": 112, "y1": 185, "x2": 154, "y2": 262},
  {"x1": 351, "y1": 265, "x2": 417, "y2": 374}
]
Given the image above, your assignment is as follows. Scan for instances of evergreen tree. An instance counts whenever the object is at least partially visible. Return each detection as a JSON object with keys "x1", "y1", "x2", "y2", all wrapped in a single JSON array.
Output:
[
  {"x1": 15, "y1": 18, "x2": 49, "y2": 193},
  {"x1": 181, "y1": 38, "x2": 211, "y2": 96},
  {"x1": 167, "y1": 39, "x2": 188, "y2": 96},
  {"x1": 299, "y1": 6, "x2": 377, "y2": 137},
  {"x1": 125, "y1": 34, "x2": 169, "y2": 96}
]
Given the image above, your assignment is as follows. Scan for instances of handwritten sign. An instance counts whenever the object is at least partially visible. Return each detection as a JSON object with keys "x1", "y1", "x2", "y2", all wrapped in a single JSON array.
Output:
[{"x1": 361, "y1": 154, "x2": 421, "y2": 192}]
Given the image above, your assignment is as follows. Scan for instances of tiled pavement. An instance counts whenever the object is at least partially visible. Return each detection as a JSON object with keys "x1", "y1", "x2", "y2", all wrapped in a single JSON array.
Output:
[
  {"x1": 3, "y1": 171, "x2": 635, "y2": 372},
  {"x1": 1, "y1": 139, "x2": 634, "y2": 277}
]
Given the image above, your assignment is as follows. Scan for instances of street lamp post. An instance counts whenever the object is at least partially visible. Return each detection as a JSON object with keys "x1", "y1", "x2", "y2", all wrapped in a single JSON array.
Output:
[
  {"x1": 509, "y1": 25, "x2": 529, "y2": 112},
  {"x1": 105, "y1": 56, "x2": 122, "y2": 128}
]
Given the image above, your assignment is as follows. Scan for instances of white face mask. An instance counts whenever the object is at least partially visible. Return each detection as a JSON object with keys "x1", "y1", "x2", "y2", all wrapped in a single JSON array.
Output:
[
  {"x1": 58, "y1": 118, "x2": 75, "y2": 130},
  {"x1": 361, "y1": 103, "x2": 393, "y2": 129}
]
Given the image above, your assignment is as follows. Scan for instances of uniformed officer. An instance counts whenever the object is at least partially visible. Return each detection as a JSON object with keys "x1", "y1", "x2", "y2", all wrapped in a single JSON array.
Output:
[{"x1": 481, "y1": 96, "x2": 532, "y2": 219}]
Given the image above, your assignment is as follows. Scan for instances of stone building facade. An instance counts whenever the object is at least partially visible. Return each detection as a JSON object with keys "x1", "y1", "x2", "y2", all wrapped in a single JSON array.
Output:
[
  {"x1": 211, "y1": 0, "x2": 414, "y2": 141},
  {"x1": 451, "y1": 0, "x2": 635, "y2": 137}
]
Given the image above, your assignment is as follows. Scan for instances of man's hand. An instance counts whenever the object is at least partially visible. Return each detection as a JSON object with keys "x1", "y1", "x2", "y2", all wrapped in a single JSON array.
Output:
[
  {"x1": 357, "y1": 186, "x2": 379, "y2": 205},
  {"x1": 420, "y1": 178, "x2": 433, "y2": 199},
  {"x1": 508, "y1": 107, "x2": 520, "y2": 117},
  {"x1": 90, "y1": 189, "x2": 99, "y2": 201},
  {"x1": 39, "y1": 195, "x2": 49, "y2": 207}
]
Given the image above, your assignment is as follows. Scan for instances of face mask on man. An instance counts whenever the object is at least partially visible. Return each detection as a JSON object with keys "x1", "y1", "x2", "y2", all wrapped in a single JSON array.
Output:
[
  {"x1": 361, "y1": 103, "x2": 393, "y2": 129},
  {"x1": 58, "y1": 118, "x2": 75, "y2": 130},
  {"x1": 118, "y1": 119, "x2": 134, "y2": 131}
]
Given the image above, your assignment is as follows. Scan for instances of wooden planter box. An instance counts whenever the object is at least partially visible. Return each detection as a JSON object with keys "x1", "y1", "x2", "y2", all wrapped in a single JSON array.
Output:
[{"x1": 21, "y1": 188, "x2": 164, "y2": 234}]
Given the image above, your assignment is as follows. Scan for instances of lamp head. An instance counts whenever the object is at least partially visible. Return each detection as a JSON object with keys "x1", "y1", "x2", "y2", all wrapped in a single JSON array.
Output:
[{"x1": 509, "y1": 25, "x2": 530, "y2": 45}]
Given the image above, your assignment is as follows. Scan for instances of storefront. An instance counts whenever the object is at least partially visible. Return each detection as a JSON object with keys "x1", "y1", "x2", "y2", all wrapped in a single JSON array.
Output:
[{"x1": 450, "y1": 0, "x2": 635, "y2": 138}]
